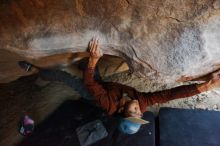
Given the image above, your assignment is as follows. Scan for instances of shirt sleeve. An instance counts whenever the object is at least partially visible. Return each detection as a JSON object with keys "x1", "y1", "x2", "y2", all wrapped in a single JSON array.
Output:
[
  {"x1": 83, "y1": 67, "x2": 118, "y2": 115},
  {"x1": 137, "y1": 84, "x2": 201, "y2": 112},
  {"x1": 84, "y1": 67, "x2": 201, "y2": 114}
]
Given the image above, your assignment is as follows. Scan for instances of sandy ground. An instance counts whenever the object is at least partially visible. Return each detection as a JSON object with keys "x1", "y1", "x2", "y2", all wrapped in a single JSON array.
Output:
[{"x1": 0, "y1": 71, "x2": 220, "y2": 146}]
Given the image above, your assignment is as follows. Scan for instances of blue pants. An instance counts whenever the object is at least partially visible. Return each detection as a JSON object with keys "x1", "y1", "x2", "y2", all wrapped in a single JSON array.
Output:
[{"x1": 38, "y1": 68, "x2": 101, "y2": 100}]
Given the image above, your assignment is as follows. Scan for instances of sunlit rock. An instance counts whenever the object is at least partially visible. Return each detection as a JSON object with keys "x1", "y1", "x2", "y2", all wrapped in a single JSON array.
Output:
[{"x1": 0, "y1": 0, "x2": 220, "y2": 83}]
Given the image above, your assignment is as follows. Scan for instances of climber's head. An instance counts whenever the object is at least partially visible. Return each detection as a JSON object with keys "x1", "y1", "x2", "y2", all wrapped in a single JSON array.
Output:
[{"x1": 118, "y1": 100, "x2": 149, "y2": 134}]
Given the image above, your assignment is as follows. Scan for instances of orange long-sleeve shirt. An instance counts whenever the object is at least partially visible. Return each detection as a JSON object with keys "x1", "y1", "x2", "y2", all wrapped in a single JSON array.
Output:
[{"x1": 84, "y1": 67, "x2": 201, "y2": 115}]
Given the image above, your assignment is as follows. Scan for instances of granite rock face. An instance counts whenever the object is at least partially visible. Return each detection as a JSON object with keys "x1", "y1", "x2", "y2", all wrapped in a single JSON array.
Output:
[{"x1": 0, "y1": 0, "x2": 220, "y2": 83}]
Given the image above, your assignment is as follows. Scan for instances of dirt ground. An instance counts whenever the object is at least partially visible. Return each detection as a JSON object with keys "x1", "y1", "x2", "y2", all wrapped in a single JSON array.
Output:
[{"x1": 0, "y1": 71, "x2": 220, "y2": 146}]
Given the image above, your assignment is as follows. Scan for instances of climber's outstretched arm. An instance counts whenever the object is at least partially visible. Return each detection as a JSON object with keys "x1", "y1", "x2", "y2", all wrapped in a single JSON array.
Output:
[{"x1": 137, "y1": 70, "x2": 220, "y2": 112}]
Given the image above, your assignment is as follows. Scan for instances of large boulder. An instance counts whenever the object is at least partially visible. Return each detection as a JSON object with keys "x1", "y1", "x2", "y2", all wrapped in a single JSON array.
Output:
[{"x1": 0, "y1": 0, "x2": 220, "y2": 83}]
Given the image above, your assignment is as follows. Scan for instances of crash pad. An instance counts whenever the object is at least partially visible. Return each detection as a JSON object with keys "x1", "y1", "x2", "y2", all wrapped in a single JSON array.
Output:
[{"x1": 159, "y1": 107, "x2": 220, "y2": 146}]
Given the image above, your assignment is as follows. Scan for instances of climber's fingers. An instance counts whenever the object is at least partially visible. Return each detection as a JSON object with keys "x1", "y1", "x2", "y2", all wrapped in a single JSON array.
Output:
[
  {"x1": 95, "y1": 38, "x2": 103, "y2": 58},
  {"x1": 89, "y1": 40, "x2": 92, "y2": 51},
  {"x1": 93, "y1": 38, "x2": 98, "y2": 54},
  {"x1": 90, "y1": 38, "x2": 95, "y2": 53}
]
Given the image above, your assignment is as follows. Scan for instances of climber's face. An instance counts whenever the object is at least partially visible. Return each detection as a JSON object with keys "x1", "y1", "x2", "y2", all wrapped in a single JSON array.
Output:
[{"x1": 124, "y1": 100, "x2": 143, "y2": 118}]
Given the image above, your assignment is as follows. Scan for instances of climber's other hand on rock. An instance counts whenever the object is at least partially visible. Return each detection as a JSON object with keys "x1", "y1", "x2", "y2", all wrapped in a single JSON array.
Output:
[
  {"x1": 87, "y1": 37, "x2": 103, "y2": 69},
  {"x1": 206, "y1": 69, "x2": 220, "y2": 90}
]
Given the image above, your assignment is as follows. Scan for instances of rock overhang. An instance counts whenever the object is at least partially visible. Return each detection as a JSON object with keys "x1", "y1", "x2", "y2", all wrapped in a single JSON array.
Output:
[{"x1": 1, "y1": 0, "x2": 220, "y2": 83}]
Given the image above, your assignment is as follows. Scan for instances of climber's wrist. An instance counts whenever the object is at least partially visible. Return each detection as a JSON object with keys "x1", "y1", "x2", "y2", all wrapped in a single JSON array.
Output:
[
  {"x1": 196, "y1": 83, "x2": 209, "y2": 93},
  {"x1": 88, "y1": 57, "x2": 99, "y2": 69}
]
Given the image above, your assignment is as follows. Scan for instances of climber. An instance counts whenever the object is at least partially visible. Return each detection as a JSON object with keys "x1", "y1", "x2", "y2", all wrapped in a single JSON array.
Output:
[
  {"x1": 83, "y1": 37, "x2": 220, "y2": 134},
  {"x1": 19, "y1": 38, "x2": 220, "y2": 135}
]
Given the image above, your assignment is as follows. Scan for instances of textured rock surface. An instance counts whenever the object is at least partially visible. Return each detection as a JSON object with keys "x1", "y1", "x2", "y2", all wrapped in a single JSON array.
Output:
[{"x1": 1, "y1": 0, "x2": 220, "y2": 83}]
